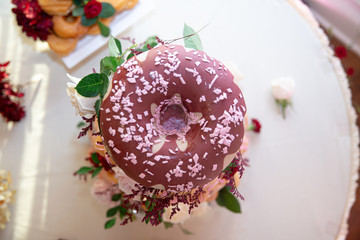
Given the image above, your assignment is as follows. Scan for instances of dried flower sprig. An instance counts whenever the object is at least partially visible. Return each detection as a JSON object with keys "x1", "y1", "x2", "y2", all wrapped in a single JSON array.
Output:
[
  {"x1": 0, "y1": 169, "x2": 16, "y2": 229},
  {"x1": 0, "y1": 61, "x2": 25, "y2": 122}
]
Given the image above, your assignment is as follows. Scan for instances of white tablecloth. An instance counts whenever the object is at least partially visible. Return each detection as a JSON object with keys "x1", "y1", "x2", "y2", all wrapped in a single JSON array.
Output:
[{"x1": 0, "y1": 0, "x2": 358, "y2": 239}]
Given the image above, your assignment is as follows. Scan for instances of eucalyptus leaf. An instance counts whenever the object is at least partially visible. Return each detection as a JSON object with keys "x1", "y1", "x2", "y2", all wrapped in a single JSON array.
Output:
[
  {"x1": 99, "y1": 2, "x2": 116, "y2": 18},
  {"x1": 72, "y1": 6, "x2": 84, "y2": 17},
  {"x1": 216, "y1": 186, "x2": 241, "y2": 213},
  {"x1": 183, "y1": 23, "x2": 203, "y2": 51},
  {"x1": 98, "y1": 21, "x2": 110, "y2": 37},
  {"x1": 108, "y1": 35, "x2": 122, "y2": 57},
  {"x1": 106, "y1": 206, "x2": 119, "y2": 217},
  {"x1": 76, "y1": 166, "x2": 94, "y2": 175},
  {"x1": 81, "y1": 15, "x2": 98, "y2": 26},
  {"x1": 105, "y1": 218, "x2": 116, "y2": 229}
]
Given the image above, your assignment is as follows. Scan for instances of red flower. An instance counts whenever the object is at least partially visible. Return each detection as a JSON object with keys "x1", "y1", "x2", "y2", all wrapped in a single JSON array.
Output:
[
  {"x1": 346, "y1": 67, "x2": 355, "y2": 76},
  {"x1": 0, "y1": 61, "x2": 26, "y2": 122},
  {"x1": 334, "y1": 46, "x2": 347, "y2": 59},
  {"x1": 251, "y1": 118, "x2": 261, "y2": 133},
  {"x1": 11, "y1": 0, "x2": 53, "y2": 41},
  {"x1": 247, "y1": 118, "x2": 261, "y2": 133},
  {"x1": 84, "y1": 0, "x2": 102, "y2": 19}
]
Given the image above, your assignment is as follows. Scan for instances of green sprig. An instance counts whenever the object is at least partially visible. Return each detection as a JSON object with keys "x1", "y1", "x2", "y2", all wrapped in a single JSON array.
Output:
[{"x1": 216, "y1": 186, "x2": 241, "y2": 213}]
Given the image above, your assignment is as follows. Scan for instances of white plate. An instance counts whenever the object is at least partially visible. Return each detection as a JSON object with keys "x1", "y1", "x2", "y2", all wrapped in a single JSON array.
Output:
[{"x1": 61, "y1": 0, "x2": 153, "y2": 69}]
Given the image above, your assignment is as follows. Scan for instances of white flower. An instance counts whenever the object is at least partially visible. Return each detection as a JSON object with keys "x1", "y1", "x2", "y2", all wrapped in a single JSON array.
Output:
[
  {"x1": 271, "y1": 77, "x2": 295, "y2": 100},
  {"x1": 66, "y1": 73, "x2": 98, "y2": 116},
  {"x1": 271, "y1": 77, "x2": 295, "y2": 118},
  {"x1": 224, "y1": 61, "x2": 243, "y2": 84},
  {"x1": 112, "y1": 167, "x2": 138, "y2": 195}
]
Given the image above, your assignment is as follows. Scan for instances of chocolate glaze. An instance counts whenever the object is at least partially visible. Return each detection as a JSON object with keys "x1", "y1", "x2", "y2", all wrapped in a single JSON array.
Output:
[{"x1": 100, "y1": 45, "x2": 246, "y2": 192}]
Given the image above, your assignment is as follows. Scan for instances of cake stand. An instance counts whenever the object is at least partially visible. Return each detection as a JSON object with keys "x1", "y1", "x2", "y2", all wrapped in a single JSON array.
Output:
[{"x1": 0, "y1": 0, "x2": 358, "y2": 239}]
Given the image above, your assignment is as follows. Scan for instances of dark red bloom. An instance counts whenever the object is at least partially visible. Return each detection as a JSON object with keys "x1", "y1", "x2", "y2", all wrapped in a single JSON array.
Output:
[
  {"x1": 0, "y1": 61, "x2": 26, "y2": 122},
  {"x1": 346, "y1": 67, "x2": 355, "y2": 76},
  {"x1": 84, "y1": 0, "x2": 102, "y2": 19},
  {"x1": 11, "y1": 0, "x2": 53, "y2": 41},
  {"x1": 250, "y1": 118, "x2": 261, "y2": 133},
  {"x1": 334, "y1": 46, "x2": 347, "y2": 59}
]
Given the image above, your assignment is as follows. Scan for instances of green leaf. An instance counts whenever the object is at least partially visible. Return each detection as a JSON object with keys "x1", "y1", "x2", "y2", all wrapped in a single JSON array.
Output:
[
  {"x1": 98, "y1": 21, "x2": 110, "y2": 37},
  {"x1": 106, "y1": 206, "x2": 119, "y2": 217},
  {"x1": 99, "y1": 2, "x2": 116, "y2": 18},
  {"x1": 75, "y1": 166, "x2": 94, "y2": 175},
  {"x1": 119, "y1": 206, "x2": 128, "y2": 219},
  {"x1": 77, "y1": 121, "x2": 86, "y2": 128},
  {"x1": 92, "y1": 166, "x2": 102, "y2": 178},
  {"x1": 108, "y1": 35, "x2": 122, "y2": 57},
  {"x1": 216, "y1": 186, "x2": 241, "y2": 213},
  {"x1": 81, "y1": 15, "x2": 98, "y2": 26},
  {"x1": 163, "y1": 221, "x2": 174, "y2": 229},
  {"x1": 73, "y1": 0, "x2": 82, "y2": 6},
  {"x1": 91, "y1": 152, "x2": 100, "y2": 164},
  {"x1": 112, "y1": 193, "x2": 122, "y2": 202},
  {"x1": 183, "y1": 23, "x2": 203, "y2": 51},
  {"x1": 99, "y1": 73, "x2": 109, "y2": 98},
  {"x1": 72, "y1": 6, "x2": 84, "y2": 16},
  {"x1": 145, "y1": 199, "x2": 151, "y2": 209},
  {"x1": 126, "y1": 52, "x2": 135, "y2": 60},
  {"x1": 95, "y1": 99, "x2": 101, "y2": 120},
  {"x1": 75, "y1": 73, "x2": 106, "y2": 98},
  {"x1": 100, "y1": 56, "x2": 118, "y2": 75},
  {"x1": 105, "y1": 218, "x2": 116, "y2": 229},
  {"x1": 179, "y1": 225, "x2": 193, "y2": 235},
  {"x1": 137, "y1": 36, "x2": 158, "y2": 52}
]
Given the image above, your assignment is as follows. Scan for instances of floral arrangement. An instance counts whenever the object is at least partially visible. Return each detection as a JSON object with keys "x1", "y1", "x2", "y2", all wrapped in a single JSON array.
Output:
[
  {"x1": 0, "y1": 169, "x2": 16, "y2": 229},
  {"x1": 68, "y1": 25, "x2": 253, "y2": 230},
  {"x1": 0, "y1": 62, "x2": 25, "y2": 122},
  {"x1": 11, "y1": 0, "x2": 138, "y2": 55}
]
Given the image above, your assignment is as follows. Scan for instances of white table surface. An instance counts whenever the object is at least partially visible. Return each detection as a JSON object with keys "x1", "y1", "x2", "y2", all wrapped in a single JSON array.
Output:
[{"x1": 0, "y1": 0, "x2": 358, "y2": 239}]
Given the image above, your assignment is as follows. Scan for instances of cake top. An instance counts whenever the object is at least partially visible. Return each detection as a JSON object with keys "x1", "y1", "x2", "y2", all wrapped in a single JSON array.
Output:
[{"x1": 99, "y1": 44, "x2": 246, "y2": 192}]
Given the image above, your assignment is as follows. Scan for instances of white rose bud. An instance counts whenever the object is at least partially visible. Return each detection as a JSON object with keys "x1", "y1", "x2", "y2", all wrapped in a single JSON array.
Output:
[
  {"x1": 271, "y1": 77, "x2": 295, "y2": 100},
  {"x1": 271, "y1": 77, "x2": 295, "y2": 118}
]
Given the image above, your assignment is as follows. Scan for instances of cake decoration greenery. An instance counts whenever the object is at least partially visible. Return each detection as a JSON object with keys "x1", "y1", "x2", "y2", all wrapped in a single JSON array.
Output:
[
  {"x1": 0, "y1": 61, "x2": 26, "y2": 122},
  {"x1": 69, "y1": 24, "x2": 249, "y2": 230}
]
